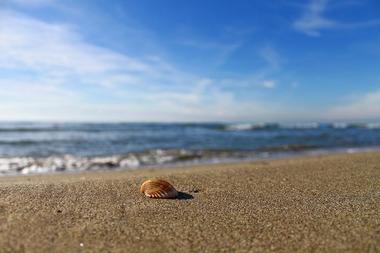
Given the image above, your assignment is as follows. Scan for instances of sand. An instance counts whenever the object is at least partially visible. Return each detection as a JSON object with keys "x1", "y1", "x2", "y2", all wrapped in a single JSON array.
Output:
[{"x1": 0, "y1": 152, "x2": 379, "y2": 253}]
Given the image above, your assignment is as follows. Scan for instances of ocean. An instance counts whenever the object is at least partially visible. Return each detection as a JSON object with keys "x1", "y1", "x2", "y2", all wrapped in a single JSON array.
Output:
[{"x1": 0, "y1": 122, "x2": 379, "y2": 175}]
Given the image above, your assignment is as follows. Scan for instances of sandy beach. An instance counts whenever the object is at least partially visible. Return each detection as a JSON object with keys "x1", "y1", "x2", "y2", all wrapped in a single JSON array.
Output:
[{"x1": 0, "y1": 152, "x2": 379, "y2": 252}]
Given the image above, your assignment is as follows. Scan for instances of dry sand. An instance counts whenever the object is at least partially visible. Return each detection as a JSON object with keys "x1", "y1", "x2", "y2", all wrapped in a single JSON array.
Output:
[{"x1": 0, "y1": 152, "x2": 379, "y2": 253}]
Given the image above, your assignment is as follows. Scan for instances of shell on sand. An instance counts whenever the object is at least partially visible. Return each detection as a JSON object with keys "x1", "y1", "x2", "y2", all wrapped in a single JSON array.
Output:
[{"x1": 140, "y1": 179, "x2": 178, "y2": 199}]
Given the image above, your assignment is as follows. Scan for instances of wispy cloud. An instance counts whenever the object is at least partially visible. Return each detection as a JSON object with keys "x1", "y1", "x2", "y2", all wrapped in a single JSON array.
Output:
[
  {"x1": 177, "y1": 26, "x2": 248, "y2": 67},
  {"x1": 327, "y1": 90, "x2": 380, "y2": 121},
  {"x1": 293, "y1": 0, "x2": 380, "y2": 37},
  {"x1": 259, "y1": 45, "x2": 282, "y2": 69},
  {"x1": 219, "y1": 72, "x2": 278, "y2": 90},
  {"x1": 8, "y1": 0, "x2": 56, "y2": 6},
  {"x1": 261, "y1": 80, "x2": 276, "y2": 89},
  {"x1": 0, "y1": 9, "x2": 286, "y2": 122},
  {"x1": 0, "y1": 11, "x2": 151, "y2": 74},
  {"x1": 293, "y1": 0, "x2": 335, "y2": 37},
  {"x1": 179, "y1": 38, "x2": 242, "y2": 67},
  {"x1": 215, "y1": 45, "x2": 282, "y2": 90}
]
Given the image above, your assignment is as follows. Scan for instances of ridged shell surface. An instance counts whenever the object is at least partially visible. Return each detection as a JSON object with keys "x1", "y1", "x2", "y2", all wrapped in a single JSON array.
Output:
[{"x1": 140, "y1": 179, "x2": 178, "y2": 199}]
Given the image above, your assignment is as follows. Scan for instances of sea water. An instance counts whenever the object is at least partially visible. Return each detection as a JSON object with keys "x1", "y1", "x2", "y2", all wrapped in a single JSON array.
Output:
[{"x1": 0, "y1": 122, "x2": 379, "y2": 175}]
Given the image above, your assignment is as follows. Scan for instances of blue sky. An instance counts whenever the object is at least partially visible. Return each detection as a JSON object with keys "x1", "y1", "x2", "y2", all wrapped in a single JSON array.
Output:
[{"x1": 0, "y1": 0, "x2": 379, "y2": 122}]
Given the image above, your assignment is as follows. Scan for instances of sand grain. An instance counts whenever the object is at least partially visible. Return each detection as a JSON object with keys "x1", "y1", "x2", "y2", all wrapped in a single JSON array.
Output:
[{"x1": 0, "y1": 152, "x2": 379, "y2": 252}]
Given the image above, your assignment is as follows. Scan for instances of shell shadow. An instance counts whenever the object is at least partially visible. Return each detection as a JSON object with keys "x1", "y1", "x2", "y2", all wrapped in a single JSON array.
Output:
[{"x1": 177, "y1": 192, "x2": 193, "y2": 200}]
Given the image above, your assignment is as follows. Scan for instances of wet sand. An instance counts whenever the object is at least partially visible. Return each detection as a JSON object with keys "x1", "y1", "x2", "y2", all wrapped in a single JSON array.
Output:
[{"x1": 0, "y1": 152, "x2": 379, "y2": 252}]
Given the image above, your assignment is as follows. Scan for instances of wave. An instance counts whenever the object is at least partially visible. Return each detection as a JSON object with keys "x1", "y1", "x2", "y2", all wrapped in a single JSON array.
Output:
[
  {"x1": 224, "y1": 122, "x2": 380, "y2": 131},
  {"x1": 0, "y1": 127, "x2": 59, "y2": 132},
  {"x1": 0, "y1": 126, "x2": 114, "y2": 133},
  {"x1": 0, "y1": 147, "x2": 297, "y2": 175},
  {"x1": 0, "y1": 140, "x2": 55, "y2": 145},
  {"x1": 328, "y1": 123, "x2": 380, "y2": 129},
  {"x1": 225, "y1": 123, "x2": 280, "y2": 131},
  {"x1": 0, "y1": 145, "x2": 342, "y2": 175},
  {"x1": 0, "y1": 122, "x2": 378, "y2": 133},
  {"x1": 0, "y1": 149, "x2": 212, "y2": 175},
  {"x1": 1, "y1": 144, "x2": 380, "y2": 175}
]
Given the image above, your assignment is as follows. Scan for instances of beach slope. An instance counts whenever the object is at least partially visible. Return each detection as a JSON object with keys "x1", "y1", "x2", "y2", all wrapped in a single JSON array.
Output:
[{"x1": 0, "y1": 152, "x2": 379, "y2": 252}]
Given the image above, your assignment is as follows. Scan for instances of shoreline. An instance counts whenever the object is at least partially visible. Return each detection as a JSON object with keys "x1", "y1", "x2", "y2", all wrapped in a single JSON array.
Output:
[
  {"x1": 1, "y1": 145, "x2": 380, "y2": 177},
  {"x1": 0, "y1": 151, "x2": 379, "y2": 252}
]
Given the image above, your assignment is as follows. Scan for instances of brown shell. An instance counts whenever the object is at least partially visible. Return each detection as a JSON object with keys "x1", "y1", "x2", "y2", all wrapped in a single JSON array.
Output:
[{"x1": 140, "y1": 179, "x2": 178, "y2": 199}]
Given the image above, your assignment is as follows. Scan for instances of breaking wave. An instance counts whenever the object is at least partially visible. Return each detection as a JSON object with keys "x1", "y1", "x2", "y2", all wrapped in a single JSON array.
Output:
[
  {"x1": 1, "y1": 146, "x2": 379, "y2": 176},
  {"x1": 224, "y1": 122, "x2": 380, "y2": 131},
  {"x1": 0, "y1": 122, "x2": 379, "y2": 175}
]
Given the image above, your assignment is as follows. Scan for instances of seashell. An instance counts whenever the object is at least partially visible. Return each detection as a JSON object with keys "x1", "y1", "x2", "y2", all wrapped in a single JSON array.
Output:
[{"x1": 140, "y1": 179, "x2": 178, "y2": 199}]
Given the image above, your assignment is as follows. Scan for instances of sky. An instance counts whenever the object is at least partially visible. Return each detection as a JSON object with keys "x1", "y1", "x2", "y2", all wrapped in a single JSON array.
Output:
[{"x1": 0, "y1": 0, "x2": 379, "y2": 122}]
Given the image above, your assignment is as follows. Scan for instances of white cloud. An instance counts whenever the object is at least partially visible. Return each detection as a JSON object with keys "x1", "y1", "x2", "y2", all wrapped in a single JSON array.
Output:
[
  {"x1": 0, "y1": 9, "x2": 288, "y2": 122},
  {"x1": 0, "y1": 78, "x2": 283, "y2": 122},
  {"x1": 179, "y1": 38, "x2": 241, "y2": 66},
  {"x1": 259, "y1": 46, "x2": 281, "y2": 69},
  {"x1": 293, "y1": 0, "x2": 336, "y2": 37},
  {"x1": 327, "y1": 90, "x2": 380, "y2": 121},
  {"x1": 219, "y1": 70, "x2": 279, "y2": 90},
  {"x1": 261, "y1": 80, "x2": 276, "y2": 89},
  {"x1": 0, "y1": 9, "x2": 198, "y2": 92},
  {"x1": 8, "y1": 0, "x2": 56, "y2": 6},
  {"x1": 293, "y1": 0, "x2": 380, "y2": 37},
  {"x1": 0, "y1": 11, "x2": 150, "y2": 74}
]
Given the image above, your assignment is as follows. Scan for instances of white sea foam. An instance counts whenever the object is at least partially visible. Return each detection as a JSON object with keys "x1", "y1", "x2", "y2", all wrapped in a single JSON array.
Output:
[
  {"x1": 284, "y1": 122, "x2": 320, "y2": 129},
  {"x1": 332, "y1": 122, "x2": 348, "y2": 129},
  {"x1": 0, "y1": 122, "x2": 379, "y2": 175},
  {"x1": 367, "y1": 123, "x2": 380, "y2": 129},
  {"x1": 225, "y1": 123, "x2": 255, "y2": 131}
]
